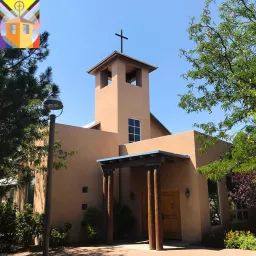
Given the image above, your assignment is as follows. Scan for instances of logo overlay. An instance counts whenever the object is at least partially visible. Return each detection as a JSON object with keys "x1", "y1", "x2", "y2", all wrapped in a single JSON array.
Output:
[{"x1": 0, "y1": 0, "x2": 40, "y2": 48}]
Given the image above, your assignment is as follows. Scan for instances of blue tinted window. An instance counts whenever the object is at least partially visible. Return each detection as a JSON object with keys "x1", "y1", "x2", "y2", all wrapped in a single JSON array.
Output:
[{"x1": 128, "y1": 118, "x2": 140, "y2": 143}]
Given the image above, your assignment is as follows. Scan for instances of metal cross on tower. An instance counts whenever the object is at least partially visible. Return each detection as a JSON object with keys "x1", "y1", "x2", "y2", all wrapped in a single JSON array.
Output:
[{"x1": 115, "y1": 29, "x2": 128, "y2": 53}]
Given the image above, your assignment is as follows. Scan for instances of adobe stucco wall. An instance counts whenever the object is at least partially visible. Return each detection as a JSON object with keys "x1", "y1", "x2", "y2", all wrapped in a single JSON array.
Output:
[
  {"x1": 119, "y1": 130, "x2": 230, "y2": 243},
  {"x1": 95, "y1": 58, "x2": 151, "y2": 144},
  {"x1": 119, "y1": 130, "x2": 206, "y2": 243},
  {"x1": 150, "y1": 116, "x2": 170, "y2": 139},
  {"x1": 34, "y1": 123, "x2": 118, "y2": 242},
  {"x1": 194, "y1": 132, "x2": 231, "y2": 230}
]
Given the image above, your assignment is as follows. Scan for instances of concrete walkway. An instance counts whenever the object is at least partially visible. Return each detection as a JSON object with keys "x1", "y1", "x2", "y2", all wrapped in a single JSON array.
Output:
[{"x1": 11, "y1": 241, "x2": 256, "y2": 256}]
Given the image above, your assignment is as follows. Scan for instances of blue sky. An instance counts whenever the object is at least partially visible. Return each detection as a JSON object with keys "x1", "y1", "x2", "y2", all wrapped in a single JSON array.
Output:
[{"x1": 40, "y1": 0, "x2": 224, "y2": 134}]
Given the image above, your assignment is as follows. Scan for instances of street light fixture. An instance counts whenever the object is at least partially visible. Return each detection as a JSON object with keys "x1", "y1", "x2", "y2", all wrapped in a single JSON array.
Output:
[{"x1": 43, "y1": 93, "x2": 63, "y2": 256}]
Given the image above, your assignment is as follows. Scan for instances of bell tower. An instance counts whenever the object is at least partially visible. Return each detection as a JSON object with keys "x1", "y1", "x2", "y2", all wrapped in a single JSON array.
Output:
[{"x1": 87, "y1": 51, "x2": 157, "y2": 144}]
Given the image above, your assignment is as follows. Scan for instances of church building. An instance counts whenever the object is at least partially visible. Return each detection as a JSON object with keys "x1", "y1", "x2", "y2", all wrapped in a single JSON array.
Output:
[{"x1": 17, "y1": 51, "x2": 232, "y2": 250}]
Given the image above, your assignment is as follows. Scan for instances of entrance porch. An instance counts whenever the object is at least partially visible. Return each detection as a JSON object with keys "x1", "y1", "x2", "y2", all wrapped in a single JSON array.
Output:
[{"x1": 97, "y1": 150, "x2": 190, "y2": 251}]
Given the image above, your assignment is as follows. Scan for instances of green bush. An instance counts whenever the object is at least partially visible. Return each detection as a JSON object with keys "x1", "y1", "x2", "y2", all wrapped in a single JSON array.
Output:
[
  {"x1": 113, "y1": 201, "x2": 136, "y2": 240},
  {"x1": 0, "y1": 200, "x2": 17, "y2": 252},
  {"x1": 50, "y1": 223, "x2": 72, "y2": 248},
  {"x1": 225, "y1": 230, "x2": 256, "y2": 250},
  {"x1": 82, "y1": 202, "x2": 137, "y2": 244},
  {"x1": 0, "y1": 201, "x2": 71, "y2": 250},
  {"x1": 82, "y1": 207, "x2": 103, "y2": 243},
  {"x1": 15, "y1": 204, "x2": 42, "y2": 248}
]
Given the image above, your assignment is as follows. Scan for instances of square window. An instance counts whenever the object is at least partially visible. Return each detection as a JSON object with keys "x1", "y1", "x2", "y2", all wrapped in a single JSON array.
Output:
[
  {"x1": 135, "y1": 135, "x2": 140, "y2": 142},
  {"x1": 82, "y1": 187, "x2": 88, "y2": 193},
  {"x1": 128, "y1": 119, "x2": 134, "y2": 126},
  {"x1": 23, "y1": 24, "x2": 29, "y2": 34},
  {"x1": 135, "y1": 120, "x2": 140, "y2": 127},
  {"x1": 10, "y1": 24, "x2": 16, "y2": 34},
  {"x1": 135, "y1": 127, "x2": 140, "y2": 135},
  {"x1": 129, "y1": 134, "x2": 134, "y2": 142},
  {"x1": 82, "y1": 204, "x2": 88, "y2": 210},
  {"x1": 129, "y1": 126, "x2": 134, "y2": 134}
]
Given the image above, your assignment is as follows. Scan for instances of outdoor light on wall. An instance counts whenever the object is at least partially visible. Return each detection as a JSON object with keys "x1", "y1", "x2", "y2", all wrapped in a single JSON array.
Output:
[
  {"x1": 185, "y1": 188, "x2": 190, "y2": 198},
  {"x1": 130, "y1": 192, "x2": 135, "y2": 200}
]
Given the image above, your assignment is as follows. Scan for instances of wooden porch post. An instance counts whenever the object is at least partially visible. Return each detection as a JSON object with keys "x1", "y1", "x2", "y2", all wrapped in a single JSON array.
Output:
[
  {"x1": 154, "y1": 166, "x2": 163, "y2": 251},
  {"x1": 147, "y1": 168, "x2": 156, "y2": 250},
  {"x1": 102, "y1": 171, "x2": 108, "y2": 243},
  {"x1": 107, "y1": 171, "x2": 114, "y2": 244}
]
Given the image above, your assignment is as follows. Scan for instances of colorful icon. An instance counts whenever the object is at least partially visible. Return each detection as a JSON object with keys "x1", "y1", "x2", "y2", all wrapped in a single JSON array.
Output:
[{"x1": 0, "y1": 0, "x2": 40, "y2": 48}]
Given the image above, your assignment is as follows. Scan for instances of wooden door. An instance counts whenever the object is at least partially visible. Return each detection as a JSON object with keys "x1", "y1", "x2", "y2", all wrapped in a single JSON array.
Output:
[
  {"x1": 161, "y1": 190, "x2": 181, "y2": 239},
  {"x1": 141, "y1": 189, "x2": 181, "y2": 240}
]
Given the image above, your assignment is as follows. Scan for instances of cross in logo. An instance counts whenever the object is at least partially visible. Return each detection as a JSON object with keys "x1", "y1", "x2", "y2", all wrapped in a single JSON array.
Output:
[{"x1": 14, "y1": 1, "x2": 25, "y2": 16}]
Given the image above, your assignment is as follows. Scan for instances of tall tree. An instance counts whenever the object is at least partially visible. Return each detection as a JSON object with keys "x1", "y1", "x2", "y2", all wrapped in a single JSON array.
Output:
[
  {"x1": 179, "y1": 0, "x2": 256, "y2": 178},
  {"x1": 180, "y1": 0, "x2": 256, "y2": 141},
  {"x1": 197, "y1": 122, "x2": 256, "y2": 180},
  {"x1": 0, "y1": 32, "x2": 73, "y2": 197}
]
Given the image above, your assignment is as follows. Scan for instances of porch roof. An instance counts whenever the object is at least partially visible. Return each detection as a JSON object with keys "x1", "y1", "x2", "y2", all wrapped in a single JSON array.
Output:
[{"x1": 97, "y1": 150, "x2": 190, "y2": 170}]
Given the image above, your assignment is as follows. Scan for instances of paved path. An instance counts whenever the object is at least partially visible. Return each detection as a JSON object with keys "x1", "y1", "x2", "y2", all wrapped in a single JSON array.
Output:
[{"x1": 10, "y1": 241, "x2": 256, "y2": 256}]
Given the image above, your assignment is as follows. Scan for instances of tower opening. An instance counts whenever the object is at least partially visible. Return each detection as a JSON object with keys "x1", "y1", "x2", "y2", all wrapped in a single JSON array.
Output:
[{"x1": 126, "y1": 64, "x2": 142, "y2": 86}]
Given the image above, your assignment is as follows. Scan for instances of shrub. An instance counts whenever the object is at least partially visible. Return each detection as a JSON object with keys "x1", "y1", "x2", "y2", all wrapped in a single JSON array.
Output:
[
  {"x1": 82, "y1": 207, "x2": 103, "y2": 243},
  {"x1": 0, "y1": 200, "x2": 17, "y2": 252},
  {"x1": 113, "y1": 201, "x2": 136, "y2": 240},
  {"x1": 33, "y1": 212, "x2": 44, "y2": 241},
  {"x1": 16, "y1": 204, "x2": 37, "y2": 248},
  {"x1": 225, "y1": 230, "x2": 256, "y2": 250},
  {"x1": 50, "y1": 223, "x2": 72, "y2": 248}
]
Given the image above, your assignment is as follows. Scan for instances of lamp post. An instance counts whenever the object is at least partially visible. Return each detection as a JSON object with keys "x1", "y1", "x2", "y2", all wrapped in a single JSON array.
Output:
[{"x1": 43, "y1": 93, "x2": 63, "y2": 256}]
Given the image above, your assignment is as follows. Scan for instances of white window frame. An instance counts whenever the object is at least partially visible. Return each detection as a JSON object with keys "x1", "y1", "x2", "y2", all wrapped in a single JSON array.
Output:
[{"x1": 128, "y1": 118, "x2": 141, "y2": 143}]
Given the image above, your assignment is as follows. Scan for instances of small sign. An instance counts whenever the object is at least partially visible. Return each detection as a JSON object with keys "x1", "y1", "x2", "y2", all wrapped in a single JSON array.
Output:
[{"x1": 0, "y1": 0, "x2": 40, "y2": 48}]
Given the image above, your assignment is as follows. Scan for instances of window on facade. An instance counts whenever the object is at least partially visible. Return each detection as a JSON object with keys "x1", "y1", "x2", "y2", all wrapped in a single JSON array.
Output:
[
  {"x1": 126, "y1": 68, "x2": 142, "y2": 86},
  {"x1": 208, "y1": 180, "x2": 221, "y2": 226},
  {"x1": 128, "y1": 118, "x2": 140, "y2": 143},
  {"x1": 27, "y1": 177, "x2": 35, "y2": 207},
  {"x1": 82, "y1": 204, "x2": 88, "y2": 210},
  {"x1": 82, "y1": 187, "x2": 88, "y2": 193},
  {"x1": 10, "y1": 24, "x2": 16, "y2": 34},
  {"x1": 23, "y1": 24, "x2": 29, "y2": 34}
]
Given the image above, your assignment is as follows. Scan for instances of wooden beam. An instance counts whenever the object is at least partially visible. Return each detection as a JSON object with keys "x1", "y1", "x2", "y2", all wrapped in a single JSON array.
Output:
[
  {"x1": 107, "y1": 171, "x2": 114, "y2": 245},
  {"x1": 147, "y1": 168, "x2": 156, "y2": 250},
  {"x1": 154, "y1": 166, "x2": 163, "y2": 251},
  {"x1": 102, "y1": 171, "x2": 108, "y2": 243},
  {"x1": 101, "y1": 155, "x2": 165, "y2": 170}
]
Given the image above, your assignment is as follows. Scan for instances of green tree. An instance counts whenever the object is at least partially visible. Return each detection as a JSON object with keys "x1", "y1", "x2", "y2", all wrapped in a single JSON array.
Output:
[
  {"x1": 179, "y1": 0, "x2": 256, "y2": 178},
  {"x1": 0, "y1": 32, "x2": 74, "y2": 197},
  {"x1": 198, "y1": 122, "x2": 256, "y2": 180}
]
